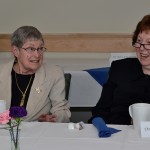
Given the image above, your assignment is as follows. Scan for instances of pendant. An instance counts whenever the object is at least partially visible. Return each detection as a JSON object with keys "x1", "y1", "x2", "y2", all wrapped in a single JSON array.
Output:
[{"x1": 20, "y1": 94, "x2": 25, "y2": 106}]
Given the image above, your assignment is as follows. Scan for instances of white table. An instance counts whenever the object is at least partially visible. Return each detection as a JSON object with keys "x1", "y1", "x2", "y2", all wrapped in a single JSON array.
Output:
[{"x1": 0, "y1": 122, "x2": 150, "y2": 150}]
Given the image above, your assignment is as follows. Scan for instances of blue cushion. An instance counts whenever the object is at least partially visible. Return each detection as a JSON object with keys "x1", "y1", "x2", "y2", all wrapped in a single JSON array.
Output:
[{"x1": 84, "y1": 67, "x2": 110, "y2": 86}]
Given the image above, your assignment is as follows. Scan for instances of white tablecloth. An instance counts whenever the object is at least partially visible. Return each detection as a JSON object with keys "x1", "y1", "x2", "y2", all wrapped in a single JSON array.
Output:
[{"x1": 0, "y1": 122, "x2": 150, "y2": 150}]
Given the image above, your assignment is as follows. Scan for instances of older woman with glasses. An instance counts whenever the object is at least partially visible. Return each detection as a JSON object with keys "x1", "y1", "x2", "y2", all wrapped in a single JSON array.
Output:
[
  {"x1": 88, "y1": 14, "x2": 150, "y2": 125},
  {"x1": 0, "y1": 26, "x2": 71, "y2": 122}
]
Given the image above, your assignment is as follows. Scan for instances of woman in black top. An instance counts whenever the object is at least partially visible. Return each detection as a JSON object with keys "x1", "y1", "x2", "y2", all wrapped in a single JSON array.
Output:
[{"x1": 89, "y1": 14, "x2": 150, "y2": 125}]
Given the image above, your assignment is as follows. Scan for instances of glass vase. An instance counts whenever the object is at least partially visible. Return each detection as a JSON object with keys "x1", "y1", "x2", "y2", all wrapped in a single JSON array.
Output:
[{"x1": 9, "y1": 128, "x2": 21, "y2": 150}]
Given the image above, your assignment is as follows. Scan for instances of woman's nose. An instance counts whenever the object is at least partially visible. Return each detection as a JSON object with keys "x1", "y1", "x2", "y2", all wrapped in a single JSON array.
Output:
[{"x1": 33, "y1": 50, "x2": 41, "y2": 57}]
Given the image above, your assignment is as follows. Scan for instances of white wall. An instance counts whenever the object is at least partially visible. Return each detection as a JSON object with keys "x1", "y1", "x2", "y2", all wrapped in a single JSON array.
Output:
[
  {"x1": 0, "y1": 0, "x2": 149, "y2": 33},
  {"x1": 0, "y1": 0, "x2": 145, "y2": 68}
]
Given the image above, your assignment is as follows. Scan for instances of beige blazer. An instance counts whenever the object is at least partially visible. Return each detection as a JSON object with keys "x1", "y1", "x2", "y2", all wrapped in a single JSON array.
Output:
[{"x1": 0, "y1": 59, "x2": 71, "y2": 122}]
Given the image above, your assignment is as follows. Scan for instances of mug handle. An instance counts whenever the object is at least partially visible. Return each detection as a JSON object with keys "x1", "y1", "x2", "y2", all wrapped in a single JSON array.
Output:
[
  {"x1": 129, "y1": 105, "x2": 132, "y2": 117},
  {"x1": 128, "y1": 105, "x2": 133, "y2": 124}
]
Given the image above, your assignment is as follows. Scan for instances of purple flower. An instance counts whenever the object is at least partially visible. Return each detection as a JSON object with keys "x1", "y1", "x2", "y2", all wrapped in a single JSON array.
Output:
[{"x1": 9, "y1": 106, "x2": 27, "y2": 118}]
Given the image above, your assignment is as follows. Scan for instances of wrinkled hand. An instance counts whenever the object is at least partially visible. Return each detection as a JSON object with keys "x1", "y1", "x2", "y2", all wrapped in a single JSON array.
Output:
[{"x1": 38, "y1": 114, "x2": 57, "y2": 122}]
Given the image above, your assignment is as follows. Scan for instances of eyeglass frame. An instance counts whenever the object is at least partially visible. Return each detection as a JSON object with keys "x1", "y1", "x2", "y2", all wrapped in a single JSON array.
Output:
[
  {"x1": 19, "y1": 47, "x2": 47, "y2": 54},
  {"x1": 132, "y1": 42, "x2": 150, "y2": 51}
]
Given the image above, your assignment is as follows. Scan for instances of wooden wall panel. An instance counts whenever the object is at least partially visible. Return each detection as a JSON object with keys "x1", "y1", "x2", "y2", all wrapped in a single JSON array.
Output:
[{"x1": 0, "y1": 33, "x2": 134, "y2": 52}]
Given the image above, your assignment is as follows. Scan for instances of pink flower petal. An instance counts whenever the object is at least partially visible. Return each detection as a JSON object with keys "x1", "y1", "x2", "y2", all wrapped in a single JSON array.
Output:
[{"x1": 0, "y1": 110, "x2": 11, "y2": 125}]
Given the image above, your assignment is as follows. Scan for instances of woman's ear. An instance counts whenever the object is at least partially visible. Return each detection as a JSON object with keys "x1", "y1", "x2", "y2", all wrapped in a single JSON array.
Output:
[{"x1": 11, "y1": 45, "x2": 19, "y2": 57}]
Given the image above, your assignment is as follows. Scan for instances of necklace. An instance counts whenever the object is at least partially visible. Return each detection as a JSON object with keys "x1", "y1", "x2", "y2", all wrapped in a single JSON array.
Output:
[{"x1": 15, "y1": 73, "x2": 33, "y2": 106}]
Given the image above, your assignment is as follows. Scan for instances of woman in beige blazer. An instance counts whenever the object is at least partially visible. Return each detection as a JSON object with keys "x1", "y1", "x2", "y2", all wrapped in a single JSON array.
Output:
[{"x1": 0, "y1": 26, "x2": 71, "y2": 122}]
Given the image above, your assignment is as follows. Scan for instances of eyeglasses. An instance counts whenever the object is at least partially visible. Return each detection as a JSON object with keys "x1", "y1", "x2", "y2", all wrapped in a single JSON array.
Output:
[
  {"x1": 20, "y1": 47, "x2": 47, "y2": 54},
  {"x1": 132, "y1": 42, "x2": 150, "y2": 50}
]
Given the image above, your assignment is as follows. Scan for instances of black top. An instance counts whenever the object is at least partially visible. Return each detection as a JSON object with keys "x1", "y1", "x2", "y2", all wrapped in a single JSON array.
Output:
[
  {"x1": 11, "y1": 69, "x2": 35, "y2": 108},
  {"x1": 88, "y1": 58, "x2": 150, "y2": 125}
]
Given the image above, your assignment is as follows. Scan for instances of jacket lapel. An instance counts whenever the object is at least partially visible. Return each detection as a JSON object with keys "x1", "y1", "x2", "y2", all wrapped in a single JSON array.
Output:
[{"x1": 26, "y1": 65, "x2": 49, "y2": 118}]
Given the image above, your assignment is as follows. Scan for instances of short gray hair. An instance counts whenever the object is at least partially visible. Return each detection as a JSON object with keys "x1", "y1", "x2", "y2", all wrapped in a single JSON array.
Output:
[{"x1": 11, "y1": 26, "x2": 44, "y2": 48}]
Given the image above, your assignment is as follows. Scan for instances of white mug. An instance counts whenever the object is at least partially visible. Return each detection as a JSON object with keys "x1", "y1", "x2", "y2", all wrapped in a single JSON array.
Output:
[
  {"x1": 0, "y1": 100, "x2": 6, "y2": 113},
  {"x1": 129, "y1": 103, "x2": 150, "y2": 131}
]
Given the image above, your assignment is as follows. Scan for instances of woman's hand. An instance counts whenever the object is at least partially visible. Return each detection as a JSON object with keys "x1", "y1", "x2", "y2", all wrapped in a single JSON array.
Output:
[{"x1": 38, "y1": 114, "x2": 57, "y2": 122}]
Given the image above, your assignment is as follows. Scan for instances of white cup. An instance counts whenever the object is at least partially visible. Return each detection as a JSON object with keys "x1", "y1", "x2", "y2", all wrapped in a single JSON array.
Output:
[
  {"x1": 129, "y1": 103, "x2": 150, "y2": 131},
  {"x1": 0, "y1": 100, "x2": 6, "y2": 113}
]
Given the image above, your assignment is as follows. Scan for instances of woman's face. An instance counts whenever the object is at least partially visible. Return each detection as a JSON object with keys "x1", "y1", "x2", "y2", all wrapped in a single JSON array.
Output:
[
  {"x1": 136, "y1": 30, "x2": 150, "y2": 69},
  {"x1": 12, "y1": 39, "x2": 44, "y2": 74}
]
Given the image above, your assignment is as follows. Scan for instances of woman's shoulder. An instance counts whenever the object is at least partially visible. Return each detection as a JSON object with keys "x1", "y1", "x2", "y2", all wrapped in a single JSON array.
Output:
[
  {"x1": 112, "y1": 58, "x2": 139, "y2": 66},
  {"x1": 109, "y1": 58, "x2": 141, "y2": 80},
  {"x1": 42, "y1": 63, "x2": 64, "y2": 76},
  {"x1": 111, "y1": 58, "x2": 140, "y2": 71},
  {"x1": 43, "y1": 63, "x2": 63, "y2": 71},
  {"x1": 0, "y1": 59, "x2": 14, "y2": 71}
]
